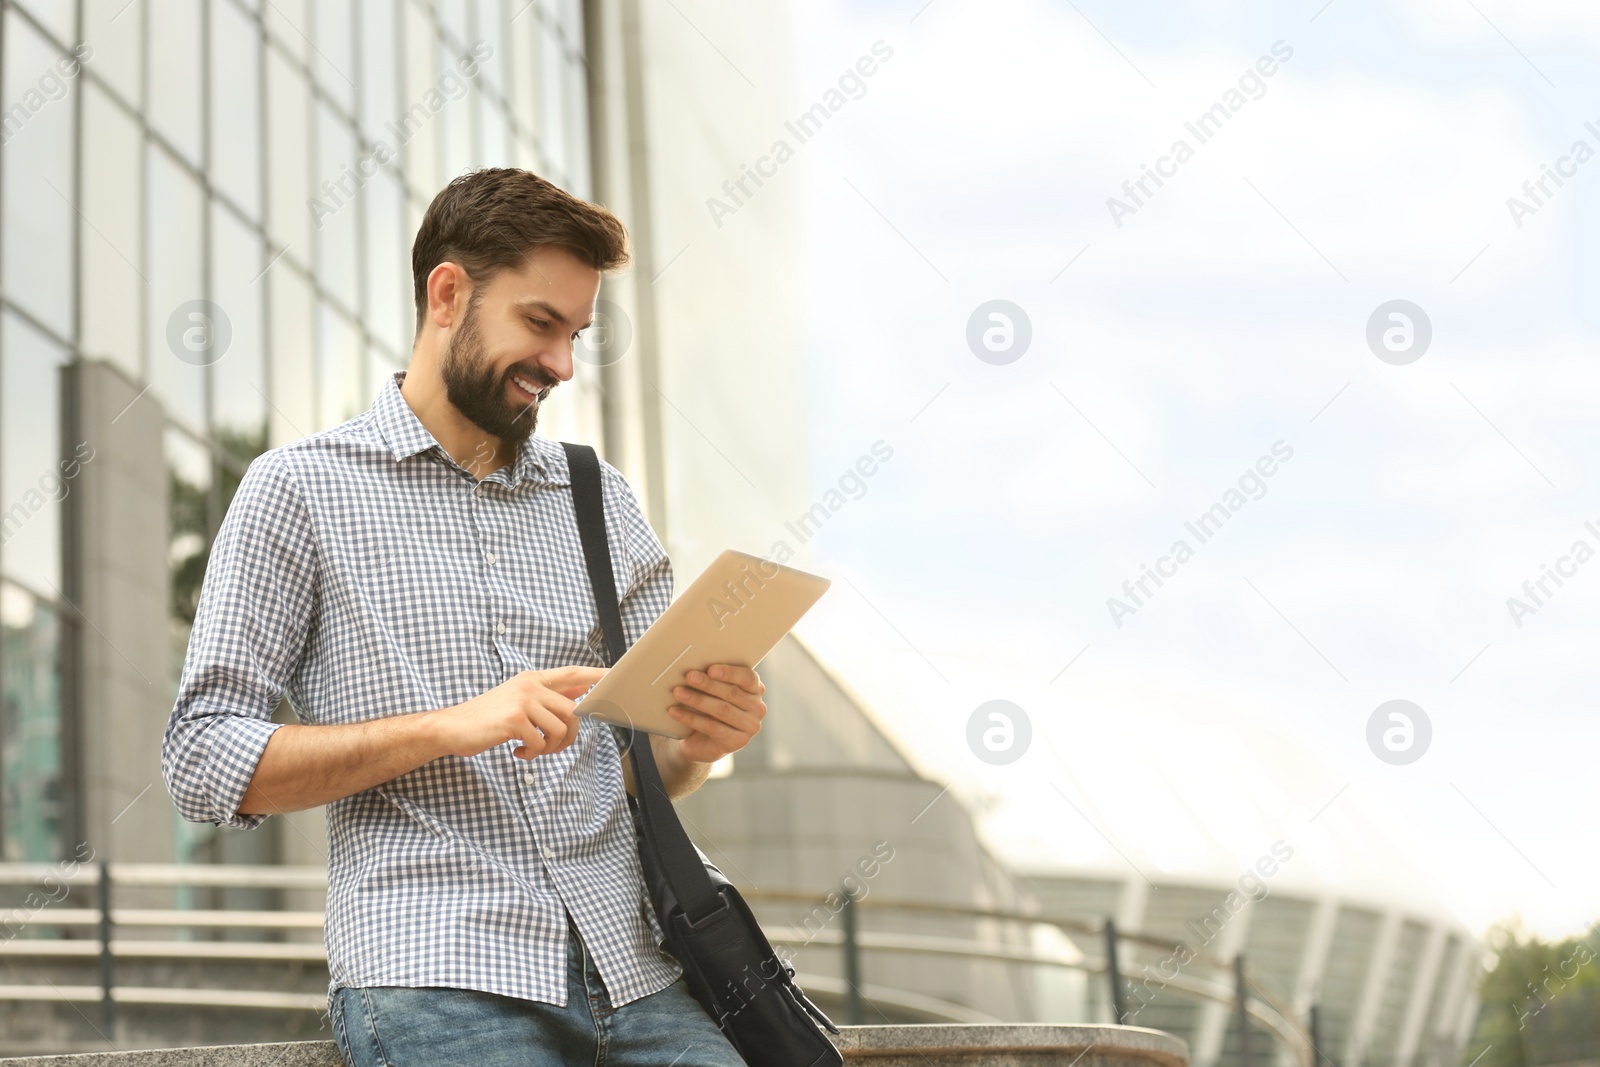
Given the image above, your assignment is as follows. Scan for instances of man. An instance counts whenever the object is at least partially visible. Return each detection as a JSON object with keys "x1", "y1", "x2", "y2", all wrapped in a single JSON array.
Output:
[{"x1": 162, "y1": 168, "x2": 760, "y2": 1066}]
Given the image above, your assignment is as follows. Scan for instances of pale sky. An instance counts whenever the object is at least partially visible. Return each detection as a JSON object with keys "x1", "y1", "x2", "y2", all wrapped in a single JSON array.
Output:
[{"x1": 774, "y1": 0, "x2": 1600, "y2": 940}]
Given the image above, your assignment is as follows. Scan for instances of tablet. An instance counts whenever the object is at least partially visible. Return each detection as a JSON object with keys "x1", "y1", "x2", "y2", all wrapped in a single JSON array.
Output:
[{"x1": 574, "y1": 549, "x2": 831, "y2": 738}]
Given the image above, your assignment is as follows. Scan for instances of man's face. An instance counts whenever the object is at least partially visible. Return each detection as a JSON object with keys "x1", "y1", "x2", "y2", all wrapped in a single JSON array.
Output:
[{"x1": 439, "y1": 246, "x2": 600, "y2": 449}]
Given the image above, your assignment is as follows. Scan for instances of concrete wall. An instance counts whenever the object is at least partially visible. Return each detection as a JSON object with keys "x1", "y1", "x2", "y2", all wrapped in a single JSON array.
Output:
[
  {"x1": 733, "y1": 635, "x2": 917, "y2": 775},
  {"x1": 61, "y1": 359, "x2": 173, "y2": 864},
  {"x1": 585, "y1": 0, "x2": 813, "y2": 577}
]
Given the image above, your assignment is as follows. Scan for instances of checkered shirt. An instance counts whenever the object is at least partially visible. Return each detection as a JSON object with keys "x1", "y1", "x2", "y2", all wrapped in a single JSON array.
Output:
[{"x1": 161, "y1": 370, "x2": 684, "y2": 1008}]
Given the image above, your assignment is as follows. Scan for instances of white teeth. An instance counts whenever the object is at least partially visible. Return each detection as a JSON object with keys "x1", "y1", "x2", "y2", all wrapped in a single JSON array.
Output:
[{"x1": 512, "y1": 375, "x2": 538, "y2": 396}]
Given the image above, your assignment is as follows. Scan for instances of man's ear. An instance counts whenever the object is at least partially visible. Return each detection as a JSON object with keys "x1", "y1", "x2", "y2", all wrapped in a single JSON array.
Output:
[{"x1": 427, "y1": 262, "x2": 470, "y2": 330}]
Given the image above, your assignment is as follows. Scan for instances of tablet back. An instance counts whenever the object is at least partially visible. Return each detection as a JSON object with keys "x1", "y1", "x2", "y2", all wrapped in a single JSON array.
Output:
[{"x1": 575, "y1": 549, "x2": 831, "y2": 738}]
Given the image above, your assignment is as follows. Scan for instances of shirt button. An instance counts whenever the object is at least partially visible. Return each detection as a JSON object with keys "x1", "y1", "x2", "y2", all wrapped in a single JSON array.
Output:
[
  {"x1": 495, "y1": 621, "x2": 506, "y2": 635},
  {"x1": 485, "y1": 551, "x2": 497, "y2": 565},
  {"x1": 523, "y1": 772, "x2": 535, "y2": 787},
  {"x1": 542, "y1": 846, "x2": 555, "y2": 861}
]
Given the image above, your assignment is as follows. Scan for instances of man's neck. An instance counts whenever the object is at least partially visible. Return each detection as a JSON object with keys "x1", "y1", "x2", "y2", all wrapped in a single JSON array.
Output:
[{"x1": 398, "y1": 368, "x2": 515, "y2": 479}]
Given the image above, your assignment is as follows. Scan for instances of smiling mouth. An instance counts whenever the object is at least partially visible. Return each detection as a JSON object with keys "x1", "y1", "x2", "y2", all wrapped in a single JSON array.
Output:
[{"x1": 509, "y1": 372, "x2": 548, "y2": 401}]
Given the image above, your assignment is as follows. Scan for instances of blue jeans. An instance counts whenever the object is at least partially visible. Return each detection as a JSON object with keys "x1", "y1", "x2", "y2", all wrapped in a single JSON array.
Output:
[{"x1": 330, "y1": 915, "x2": 746, "y2": 1066}]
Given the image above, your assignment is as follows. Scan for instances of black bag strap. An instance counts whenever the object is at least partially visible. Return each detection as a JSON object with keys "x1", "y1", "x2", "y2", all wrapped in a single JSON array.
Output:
[
  {"x1": 561, "y1": 442, "x2": 726, "y2": 924},
  {"x1": 564, "y1": 442, "x2": 629, "y2": 666}
]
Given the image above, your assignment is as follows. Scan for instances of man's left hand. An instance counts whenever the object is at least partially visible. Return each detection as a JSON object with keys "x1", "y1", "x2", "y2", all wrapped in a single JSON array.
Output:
[{"x1": 667, "y1": 665, "x2": 766, "y2": 765}]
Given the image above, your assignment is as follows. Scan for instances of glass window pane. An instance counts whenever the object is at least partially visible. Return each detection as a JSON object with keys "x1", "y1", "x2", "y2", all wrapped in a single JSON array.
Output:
[
  {"x1": 508, "y1": 4, "x2": 537, "y2": 142},
  {"x1": 82, "y1": 0, "x2": 141, "y2": 107},
  {"x1": 317, "y1": 302, "x2": 363, "y2": 429},
  {"x1": 209, "y1": 0, "x2": 262, "y2": 217},
  {"x1": 209, "y1": 205, "x2": 267, "y2": 458},
  {"x1": 0, "y1": 310, "x2": 70, "y2": 591},
  {"x1": 314, "y1": 101, "x2": 360, "y2": 311},
  {"x1": 372, "y1": 341, "x2": 404, "y2": 376},
  {"x1": 359, "y1": 0, "x2": 399, "y2": 146},
  {"x1": 80, "y1": 80, "x2": 143, "y2": 379},
  {"x1": 2, "y1": 11, "x2": 79, "y2": 341},
  {"x1": 405, "y1": 193, "x2": 425, "y2": 253},
  {"x1": 438, "y1": 38, "x2": 475, "y2": 178},
  {"x1": 478, "y1": 88, "x2": 507, "y2": 168},
  {"x1": 266, "y1": 48, "x2": 312, "y2": 262},
  {"x1": 14, "y1": 0, "x2": 73, "y2": 44},
  {"x1": 268, "y1": 266, "x2": 315, "y2": 446},
  {"x1": 539, "y1": 23, "x2": 566, "y2": 179},
  {"x1": 364, "y1": 169, "x2": 408, "y2": 358},
  {"x1": 514, "y1": 133, "x2": 540, "y2": 174},
  {"x1": 564, "y1": 55, "x2": 590, "y2": 196},
  {"x1": 166, "y1": 427, "x2": 212, "y2": 627},
  {"x1": 1, "y1": 581, "x2": 64, "y2": 862},
  {"x1": 146, "y1": 145, "x2": 207, "y2": 431},
  {"x1": 438, "y1": 0, "x2": 468, "y2": 40},
  {"x1": 401, "y1": 1, "x2": 441, "y2": 193},
  {"x1": 147, "y1": 0, "x2": 202, "y2": 167},
  {"x1": 313, "y1": 0, "x2": 354, "y2": 115},
  {"x1": 370, "y1": 343, "x2": 403, "y2": 403},
  {"x1": 557, "y1": 0, "x2": 583, "y2": 38},
  {"x1": 476, "y1": 0, "x2": 507, "y2": 98},
  {"x1": 263, "y1": 0, "x2": 308, "y2": 65}
]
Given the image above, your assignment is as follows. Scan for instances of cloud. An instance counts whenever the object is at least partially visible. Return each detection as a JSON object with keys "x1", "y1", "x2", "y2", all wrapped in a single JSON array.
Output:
[{"x1": 795, "y1": 0, "x2": 1600, "y2": 939}]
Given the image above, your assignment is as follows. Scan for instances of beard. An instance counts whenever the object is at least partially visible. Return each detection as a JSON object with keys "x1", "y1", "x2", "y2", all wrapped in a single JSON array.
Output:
[{"x1": 439, "y1": 298, "x2": 556, "y2": 451}]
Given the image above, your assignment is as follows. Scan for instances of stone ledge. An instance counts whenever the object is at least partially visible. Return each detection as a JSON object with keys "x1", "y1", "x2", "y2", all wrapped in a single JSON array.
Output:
[
  {"x1": 0, "y1": 1024, "x2": 1188, "y2": 1066},
  {"x1": 833, "y1": 1024, "x2": 1188, "y2": 1066},
  {"x1": 0, "y1": 1045, "x2": 339, "y2": 1067}
]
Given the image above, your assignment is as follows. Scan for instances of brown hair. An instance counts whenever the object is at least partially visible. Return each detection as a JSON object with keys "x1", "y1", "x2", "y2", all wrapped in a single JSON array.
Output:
[{"x1": 411, "y1": 168, "x2": 630, "y2": 337}]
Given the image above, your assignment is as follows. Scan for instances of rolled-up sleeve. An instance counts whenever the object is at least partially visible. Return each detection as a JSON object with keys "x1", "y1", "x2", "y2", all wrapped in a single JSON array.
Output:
[{"x1": 162, "y1": 451, "x2": 319, "y2": 828}]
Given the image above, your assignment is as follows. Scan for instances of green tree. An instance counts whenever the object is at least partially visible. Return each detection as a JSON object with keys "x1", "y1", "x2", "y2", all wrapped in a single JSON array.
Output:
[
  {"x1": 1465, "y1": 918, "x2": 1600, "y2": 1067},
  {"x1": 169, "y1": 425, "x2": 269, "y2": 625}
]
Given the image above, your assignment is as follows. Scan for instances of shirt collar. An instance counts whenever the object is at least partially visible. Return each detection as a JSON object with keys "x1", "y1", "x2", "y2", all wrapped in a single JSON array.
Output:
[{"x1": 375, "y1": 370, "x2": 553, "y2": 483}]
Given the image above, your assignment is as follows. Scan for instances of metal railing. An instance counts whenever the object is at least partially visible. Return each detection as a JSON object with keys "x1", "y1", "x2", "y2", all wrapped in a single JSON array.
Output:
[
  {"x1": 0, "y1": 863, "x2": 1319, "y2": 1065},
  {"x1": 0, "y1": 861, "x2": 330, "y2": 1031},
  {"x1": 744, "y1": 887, "x2": 1318, "y2": 1067}
]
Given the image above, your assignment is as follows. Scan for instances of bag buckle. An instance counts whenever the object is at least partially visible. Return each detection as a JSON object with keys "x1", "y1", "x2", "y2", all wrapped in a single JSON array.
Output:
[{"x1": 681, "y1": 891, "x2": 733, "y2": 931}]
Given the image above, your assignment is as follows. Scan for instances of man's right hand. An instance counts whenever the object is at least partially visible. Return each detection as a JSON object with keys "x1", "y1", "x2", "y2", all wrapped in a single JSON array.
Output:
[
  {"x1": 433, "y1": 666, "x2": 607, "y2": 760},
  {"x1": 236, "y1": 666, "x2": 609, "y2": 816}
]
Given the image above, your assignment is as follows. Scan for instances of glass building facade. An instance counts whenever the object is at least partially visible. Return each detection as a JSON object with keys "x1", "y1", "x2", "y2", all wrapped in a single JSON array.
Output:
[{"x1": 0, "y1": 0, "x2": 599, "y2": 862}]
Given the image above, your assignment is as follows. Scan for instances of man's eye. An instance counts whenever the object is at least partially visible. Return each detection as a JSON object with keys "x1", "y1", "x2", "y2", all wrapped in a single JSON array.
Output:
[{"x1": 529, "y1": 317, "x2": 548, "y2": 330}]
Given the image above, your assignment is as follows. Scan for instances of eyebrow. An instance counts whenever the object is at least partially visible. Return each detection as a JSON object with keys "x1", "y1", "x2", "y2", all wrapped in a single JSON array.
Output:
[{"x1": 513, "y1": 298, "x2": 593, "y2": 331}]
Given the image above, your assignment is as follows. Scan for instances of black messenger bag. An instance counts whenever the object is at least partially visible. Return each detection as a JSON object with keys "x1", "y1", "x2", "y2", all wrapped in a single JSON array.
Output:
[{"x1": 561, "y1": 442, "x2": 844, "y2": 1067}]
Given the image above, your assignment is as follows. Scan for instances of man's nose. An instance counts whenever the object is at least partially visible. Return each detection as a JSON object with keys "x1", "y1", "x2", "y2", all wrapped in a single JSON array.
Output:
[{"x1": 544, "y1": 342, "x2": 575, "y2": 384}]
